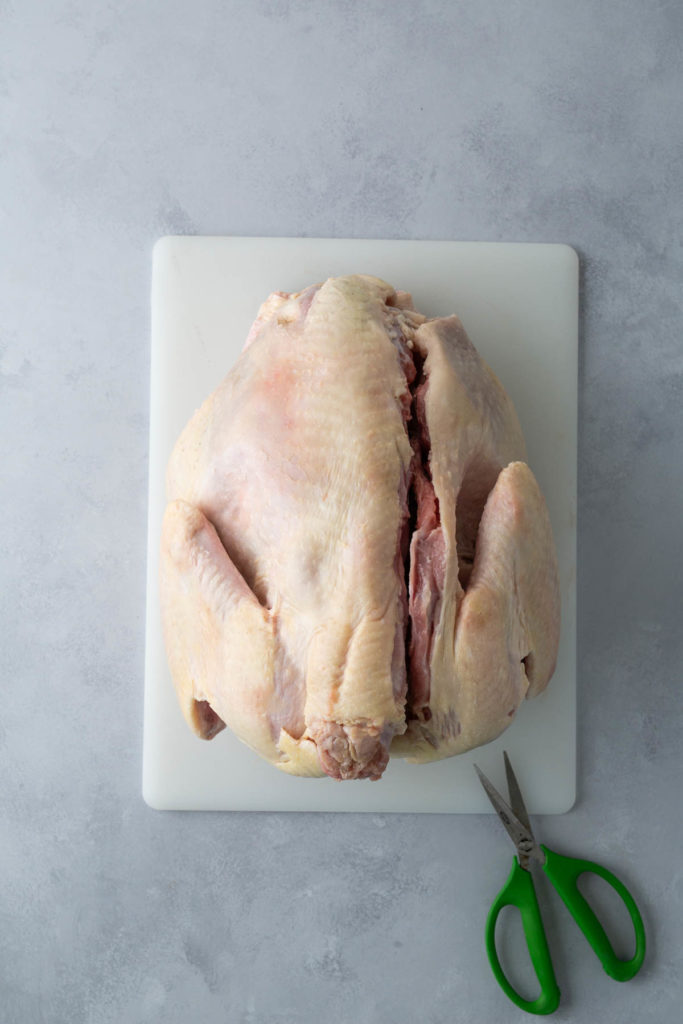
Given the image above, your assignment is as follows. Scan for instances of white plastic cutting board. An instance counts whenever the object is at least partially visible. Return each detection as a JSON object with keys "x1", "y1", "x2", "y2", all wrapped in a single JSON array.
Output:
[{"x1": 144, "y1": 237, "x2": 577, "y2": 813}]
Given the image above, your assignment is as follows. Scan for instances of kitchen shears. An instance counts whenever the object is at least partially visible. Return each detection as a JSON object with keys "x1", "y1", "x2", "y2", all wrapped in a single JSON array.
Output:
[{"x1": 474, "y1": 753, "x2": 646, "y2": 1015}]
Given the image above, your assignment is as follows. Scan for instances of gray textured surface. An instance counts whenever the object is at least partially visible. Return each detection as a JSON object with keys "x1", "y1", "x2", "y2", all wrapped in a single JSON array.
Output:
[{"x1": 1, "y1": 1, "x2": 681, "y2": 1021}]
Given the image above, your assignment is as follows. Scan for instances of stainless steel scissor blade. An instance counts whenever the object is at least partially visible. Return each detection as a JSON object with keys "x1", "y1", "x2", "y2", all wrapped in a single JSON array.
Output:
[
  {"x1": 474, "y1": 759, "x2": 545, "y2": 870},
  {"x1": 503, "y1": 750, "x2": 532, "y2": 835}
]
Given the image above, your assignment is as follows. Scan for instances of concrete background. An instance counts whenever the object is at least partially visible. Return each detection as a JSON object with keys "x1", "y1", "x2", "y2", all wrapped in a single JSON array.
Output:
[{"x1": 2, "y1": 1, "x2": 681, "y2": 1021}]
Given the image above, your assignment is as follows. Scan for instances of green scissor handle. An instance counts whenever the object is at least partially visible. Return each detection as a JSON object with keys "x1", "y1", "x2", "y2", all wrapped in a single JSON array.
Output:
[
  {"x1": 485, "y1": 857, "x2": 561, "y2": 1015},
  {"x1": 541, "y1": 844, "x2": 646, "y2": 982},
  {"x1": 486, "y1": 846, "x2": 647, "y2": 1017}
]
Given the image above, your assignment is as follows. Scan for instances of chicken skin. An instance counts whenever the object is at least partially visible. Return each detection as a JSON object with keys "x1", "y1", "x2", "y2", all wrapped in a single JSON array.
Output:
[{"x1": 160, "y1": 275, "x2": 560, "y2": 780}]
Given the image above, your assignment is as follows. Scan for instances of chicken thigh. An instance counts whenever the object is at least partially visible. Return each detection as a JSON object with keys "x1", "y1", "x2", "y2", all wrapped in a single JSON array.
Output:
[{"x1": 160, "y1": 275, "x2": 560, "y2": 780}]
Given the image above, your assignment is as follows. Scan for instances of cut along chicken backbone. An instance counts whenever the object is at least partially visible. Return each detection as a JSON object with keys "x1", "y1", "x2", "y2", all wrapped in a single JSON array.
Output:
[{"x1": 160, "y1": 275, "x2": 560, "y2": 781}]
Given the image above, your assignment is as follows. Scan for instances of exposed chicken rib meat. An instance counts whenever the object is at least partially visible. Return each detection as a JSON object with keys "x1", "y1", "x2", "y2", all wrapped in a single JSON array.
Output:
[{"x1": 160, "y1": 275, "x2": 560, "y2": 780}]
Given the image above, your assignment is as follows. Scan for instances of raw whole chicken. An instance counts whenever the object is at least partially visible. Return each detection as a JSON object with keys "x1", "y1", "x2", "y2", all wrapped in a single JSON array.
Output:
[{"x1": 160, "y1": 275, "x2": 560, "y2": 781}]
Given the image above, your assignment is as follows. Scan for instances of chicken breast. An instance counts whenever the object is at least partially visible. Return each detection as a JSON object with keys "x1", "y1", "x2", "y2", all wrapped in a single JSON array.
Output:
[{"x1": 160, "y1": 275, "x2": 560, "y2": 780}]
